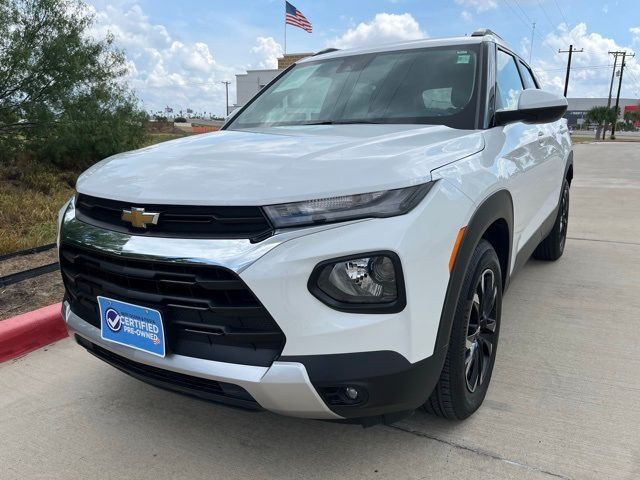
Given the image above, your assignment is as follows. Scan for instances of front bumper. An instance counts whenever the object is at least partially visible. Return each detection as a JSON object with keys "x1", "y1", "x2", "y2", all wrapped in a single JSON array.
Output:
[{"x1": 64, "y1": 302, "x2": 340, "y2": 419}]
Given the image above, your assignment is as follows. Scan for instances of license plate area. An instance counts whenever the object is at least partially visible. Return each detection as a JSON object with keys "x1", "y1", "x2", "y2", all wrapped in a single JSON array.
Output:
[{"x1": 98, "y1": 296, "x2": 166, "y2": 357}]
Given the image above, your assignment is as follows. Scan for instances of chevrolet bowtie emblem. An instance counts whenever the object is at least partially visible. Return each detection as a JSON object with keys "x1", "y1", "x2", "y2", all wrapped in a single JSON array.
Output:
[{"x1": 121, "y1": 207, "x2": 160, "y2": 229}]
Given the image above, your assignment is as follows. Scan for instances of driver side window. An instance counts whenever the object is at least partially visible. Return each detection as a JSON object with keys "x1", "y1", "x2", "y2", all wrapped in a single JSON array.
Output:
[{"x1": 496, "y1": 50, "x2": 524, "y2": 111}]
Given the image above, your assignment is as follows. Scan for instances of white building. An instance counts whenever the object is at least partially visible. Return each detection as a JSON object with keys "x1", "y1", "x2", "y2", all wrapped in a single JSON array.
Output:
[
  {"x1": 234, "y1": 69, "x2": 280, "y2": 111},
  {"x1": 233, "y1": 54, "x2": 313, "y2": 111}
]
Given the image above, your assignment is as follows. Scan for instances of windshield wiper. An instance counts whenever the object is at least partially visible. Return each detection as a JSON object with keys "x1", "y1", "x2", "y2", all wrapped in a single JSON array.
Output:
[{"x1": 296, "y1": 120, "x2": 386, "y2": 126}]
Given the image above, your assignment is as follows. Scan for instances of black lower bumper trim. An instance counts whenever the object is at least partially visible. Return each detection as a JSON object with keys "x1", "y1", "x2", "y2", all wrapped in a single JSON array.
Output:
[
  {"x1": 76, "y1": 335, "x2": 263, "y2": 411},
  {"x1": 280, "y1": 348, "x2": 447, "y2": 419}
]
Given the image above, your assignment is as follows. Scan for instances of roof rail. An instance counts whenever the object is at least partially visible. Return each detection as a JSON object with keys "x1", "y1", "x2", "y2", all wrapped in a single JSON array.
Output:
[
  {"x1": 471, "y1": 28, "x2": 503, "y2": 39},
  {"x1": 313, "y1": 48, "x2": 340, "y2": 56}
]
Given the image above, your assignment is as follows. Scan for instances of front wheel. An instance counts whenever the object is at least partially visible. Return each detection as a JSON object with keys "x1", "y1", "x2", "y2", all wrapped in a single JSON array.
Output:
[{"x1": 424, "y1": 240, "x2": 502, "y2": 420}]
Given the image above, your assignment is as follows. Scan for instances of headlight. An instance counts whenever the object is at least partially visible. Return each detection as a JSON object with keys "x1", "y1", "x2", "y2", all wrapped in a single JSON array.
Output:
[
  {"x1": 263, "y1": 182, "x2": 434, "y2": 229},
  {"x1": 308, "y1": 252, "x2": 406, "y2": 313},
  {"x1": 57, "y1": 194, "x2": 76, "y2": 247}
]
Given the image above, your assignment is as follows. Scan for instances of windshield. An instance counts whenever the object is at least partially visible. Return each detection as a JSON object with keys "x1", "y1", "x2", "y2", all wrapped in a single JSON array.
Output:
[{"x1": 229, "y1": 45, "x2": 480, "y2": 130}]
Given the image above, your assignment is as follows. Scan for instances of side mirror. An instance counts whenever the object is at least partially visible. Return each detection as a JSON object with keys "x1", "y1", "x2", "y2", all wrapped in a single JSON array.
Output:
[{"x1": 495, "y1": 89, "x2": 568, "y2": 126}]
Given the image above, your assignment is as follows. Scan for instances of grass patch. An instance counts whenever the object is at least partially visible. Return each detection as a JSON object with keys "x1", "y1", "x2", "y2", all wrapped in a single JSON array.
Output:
[
  {"x1": 0, "y1": 132, "x2": 191, "y2": 255},
  {"x1": 142, "y1": 132, "x2": 191, "y2": 147},
  {"x1": 0, "y1": 162, "x2": 76, "y2": 255}
]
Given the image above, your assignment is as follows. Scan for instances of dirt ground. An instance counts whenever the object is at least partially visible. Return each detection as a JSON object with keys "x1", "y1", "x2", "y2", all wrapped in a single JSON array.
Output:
[
  {"x1": 0, "y1": 249, "x2": 59, "y2": 277},
  {"x1": 0, "y1": 249, "x2": 63, "y2": 320}
]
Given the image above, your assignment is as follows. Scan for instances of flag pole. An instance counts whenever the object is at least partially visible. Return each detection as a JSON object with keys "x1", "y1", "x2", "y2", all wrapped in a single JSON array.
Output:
[{"x1": 284, "y1": 1, "x2": 287, "y2": 54}]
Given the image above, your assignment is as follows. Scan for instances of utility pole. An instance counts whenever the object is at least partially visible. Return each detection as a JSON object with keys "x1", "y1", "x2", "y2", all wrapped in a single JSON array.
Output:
[
  {"x1": 558, "y1": 45, "x2": 583, "y2": 97},
  {"x1": 529, "y1": 22, "x2": 536, "y2": 63},
  {"x1": 610, "y1": 51, "x2": 635, "y2": 140},
  {"x1": 221, "y1": 81, "x2": 231, "y2": 116},
  {"x1": 603, "y1": 51, "x2": 623, "y2": 139}
]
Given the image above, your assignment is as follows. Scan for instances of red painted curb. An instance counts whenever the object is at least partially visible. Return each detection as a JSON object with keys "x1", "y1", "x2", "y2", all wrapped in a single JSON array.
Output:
[{"x1": 0, "y1": 303, "x2": 67, "y2": 363}]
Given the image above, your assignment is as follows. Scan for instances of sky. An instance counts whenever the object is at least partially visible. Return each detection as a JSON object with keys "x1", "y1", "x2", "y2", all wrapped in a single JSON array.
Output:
[{"x1": 85, "y1": 0, "x2": 640, "y2": 117}]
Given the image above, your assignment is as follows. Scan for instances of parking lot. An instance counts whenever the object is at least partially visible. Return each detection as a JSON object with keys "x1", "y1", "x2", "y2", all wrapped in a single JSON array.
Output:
[{"x1": 1, "y1": 142, "x2": 639, "y2": 480}]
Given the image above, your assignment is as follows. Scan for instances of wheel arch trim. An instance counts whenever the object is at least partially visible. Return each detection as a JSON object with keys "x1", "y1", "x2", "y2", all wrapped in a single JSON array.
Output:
[{"x1": 430, "y1": 189, "x2": 514, "y2": 372}]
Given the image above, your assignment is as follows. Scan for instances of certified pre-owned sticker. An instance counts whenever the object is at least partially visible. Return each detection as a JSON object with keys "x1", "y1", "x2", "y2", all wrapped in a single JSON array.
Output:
[{"x1": 98, "y1": 296, "x2": 165, "y2": 357}]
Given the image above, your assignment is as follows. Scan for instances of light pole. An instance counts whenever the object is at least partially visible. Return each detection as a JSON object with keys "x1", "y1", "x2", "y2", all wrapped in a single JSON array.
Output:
[{"x1": 221, "y1": 81, "x2": 231, "y2": 116}]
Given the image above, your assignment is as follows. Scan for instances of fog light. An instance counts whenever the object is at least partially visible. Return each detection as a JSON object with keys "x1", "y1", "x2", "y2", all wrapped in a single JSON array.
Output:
[
  {"x1": 344, "y1": 386, "x2": 359, "y2": 400},
  {"x1": 319, "y1": 385, "x2": 368, "y2": 406},
  {"x1": 308, "y1": 252, "x2": 406, "y2": 313},
  {"x1": 314, "y1": 254, "x2": 399, "y2": 304}
]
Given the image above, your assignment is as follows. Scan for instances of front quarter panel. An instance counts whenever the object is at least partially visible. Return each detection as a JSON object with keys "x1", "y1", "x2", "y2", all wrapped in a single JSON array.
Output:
[{"x1": 239, "y1": 180, "x2": 475, "y2": 364}]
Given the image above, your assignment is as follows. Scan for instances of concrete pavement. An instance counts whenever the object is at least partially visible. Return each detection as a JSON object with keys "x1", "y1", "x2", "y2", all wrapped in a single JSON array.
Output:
[{"x1": 1, "y1": 143, "x2": 639, "y2": 479}]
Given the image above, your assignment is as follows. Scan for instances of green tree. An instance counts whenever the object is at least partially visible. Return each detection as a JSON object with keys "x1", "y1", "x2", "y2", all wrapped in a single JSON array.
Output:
[
  {"x1": 0, "y1": 0, "x2": 147, "y2": 168},
  {"x1": 585, "y1": 106, "x2": 618, "y2": 140}
]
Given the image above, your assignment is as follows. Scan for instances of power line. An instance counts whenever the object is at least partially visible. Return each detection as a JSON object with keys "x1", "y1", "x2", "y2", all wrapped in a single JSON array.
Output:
[
  {"x1": 512, "y1": 0, "x2": 532, "y2": 23},
  {"x1": 536, "y1": 64, "x2": 612, "y2": 72},
  {"x1": 552, "y1": 0, "x2": 569, "y2": 26},
  {"x1": 501, "y1": 0, "x2": 558, "y2": 60},
  {"x1": 624, "y1": 69, "x2": 640, "y2": 97},
  {"x1": 502, "y1": 0, "x2": 529, "y2": 28},
  {"x1": 537, "y1": 0, "x2": 557, "y2": 31}
]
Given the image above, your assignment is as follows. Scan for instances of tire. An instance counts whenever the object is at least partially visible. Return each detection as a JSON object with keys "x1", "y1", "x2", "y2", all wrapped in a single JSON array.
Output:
[
  {"x1": 424, "y1": 240, "x2": 502, "y2": 420},
  {"x1": 533, "y1": 179, "x2": 570, "y2": 261}
]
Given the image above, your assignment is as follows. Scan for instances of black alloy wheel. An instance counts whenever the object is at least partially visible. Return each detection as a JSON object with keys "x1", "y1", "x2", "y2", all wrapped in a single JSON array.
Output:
[
  {"x1": 465, "y1": 268, "x2": 498, "y2": 393},
  {"x1": 424, "y1": 239, "x2": 502, "y2": 419}
]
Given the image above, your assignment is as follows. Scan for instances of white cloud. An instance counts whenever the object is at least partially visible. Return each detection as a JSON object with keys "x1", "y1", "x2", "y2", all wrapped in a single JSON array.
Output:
[
  {"x1": 631, "y1": 27, "x2": 640, "y2": 45},
  {"x1": 532, "y1": 23, "x2": 640, "y2": 98},
  {"x1": 87, "y1": 3, "x2": 236, "y2": 116},
  {"x1": 454, "y1": 0, "x2": 498, "y2": 13},
  {"x1": 250, "y1": 37, "x2": 283, "y2": 69},
  {"x1": 327, "y1": 13, "x2": 426, "y2": 49},
  {"x1": 461, "y1": 10, "x2": 473, "y2": 22}
]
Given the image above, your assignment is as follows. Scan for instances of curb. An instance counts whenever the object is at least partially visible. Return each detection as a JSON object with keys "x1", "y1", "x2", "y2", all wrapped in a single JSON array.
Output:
[{"x1": 0, "y1": 303, "x2": 67, "y2": 363}]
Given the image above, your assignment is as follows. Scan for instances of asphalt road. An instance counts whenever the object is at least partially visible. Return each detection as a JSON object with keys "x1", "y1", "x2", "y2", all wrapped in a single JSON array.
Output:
[{"x1": 1, "y1": 143, "x2": 639, "y2": 480}]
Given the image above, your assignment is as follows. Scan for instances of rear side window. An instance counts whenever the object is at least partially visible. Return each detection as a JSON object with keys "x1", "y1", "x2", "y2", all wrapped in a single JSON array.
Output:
[
  {"x1": 496, "y1": 50, "x2": 524, "y2": 111},
  {"x1": 518, "y1": 61, "x2": 538, "y2": 89}
]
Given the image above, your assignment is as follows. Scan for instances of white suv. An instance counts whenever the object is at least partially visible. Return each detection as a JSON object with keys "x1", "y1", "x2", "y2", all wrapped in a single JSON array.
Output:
[{"x1": 58, "y1": 30, "x2": 572, "y2": 425}]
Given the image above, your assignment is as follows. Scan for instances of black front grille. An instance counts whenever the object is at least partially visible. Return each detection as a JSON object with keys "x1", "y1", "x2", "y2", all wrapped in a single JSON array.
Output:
[
  {"x1": 76, "y1": 336, "x2": 262, "y2": 410},
  {"x1": 75, "y1": 194, "x2": 273, "y2": 241},
  {"x1": 60, "y1": 243, "x2": 285, "y2": 367}
]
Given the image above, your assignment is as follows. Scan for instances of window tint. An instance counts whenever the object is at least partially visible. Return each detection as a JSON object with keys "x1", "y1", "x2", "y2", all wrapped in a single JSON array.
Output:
[
  {"x1": 518, "y1": 61, "x2": 538, "y2": 89},
  {"x1": 229, "y1": 46, "x2": 480, "y2": 130},
  {"x1": 496, "y1": 50, "x2": 523, "y2": 111}
]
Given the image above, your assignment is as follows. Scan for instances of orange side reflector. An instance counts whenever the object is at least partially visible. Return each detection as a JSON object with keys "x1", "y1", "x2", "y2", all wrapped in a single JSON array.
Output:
[{"x1": 449, "y1": 227, "x2": 466, "y2": 273}]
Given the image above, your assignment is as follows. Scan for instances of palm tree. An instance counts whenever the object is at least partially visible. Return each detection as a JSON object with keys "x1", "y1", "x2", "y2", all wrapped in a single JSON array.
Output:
[
  {"x1": 623, "y1": 109, "x2": 640, "y2": 129},
  {"x1": 585, "y1": 106, "x2": 618, "y2": 140}
]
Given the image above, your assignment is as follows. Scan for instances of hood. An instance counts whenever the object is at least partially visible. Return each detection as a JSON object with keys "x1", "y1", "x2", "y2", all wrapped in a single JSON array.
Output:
[{"x1": 76, "y1": 124, "x2": 484, "y2": 205}]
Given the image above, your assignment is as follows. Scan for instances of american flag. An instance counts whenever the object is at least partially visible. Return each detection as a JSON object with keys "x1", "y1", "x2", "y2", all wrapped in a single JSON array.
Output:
[{"x1": 285, "y1": 1, "x2": 312, "y2": 33}]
